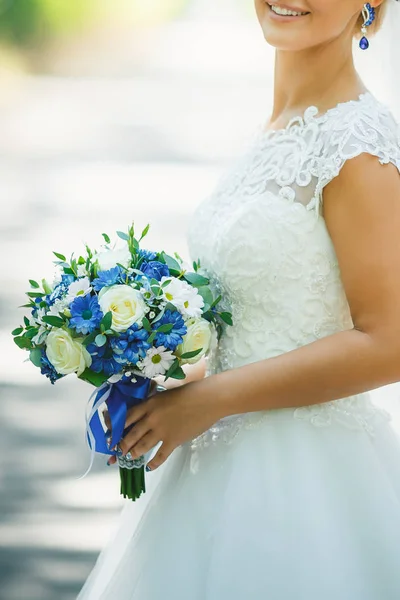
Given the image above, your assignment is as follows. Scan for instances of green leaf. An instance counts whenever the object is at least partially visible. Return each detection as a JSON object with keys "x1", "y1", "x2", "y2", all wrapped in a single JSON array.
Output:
[
  {"x1": 162, "y1": 253, "x2": 181, "y2": 274},
  {"x1": 169, "y1": 366, "x2": 186, "y2": 380},
  {"x1": 24, "y1": 316, "x2": 30, "y2": 327},
  {"x1": 131, "y1": 238, "x2": 139, "y2": 250},
  {"x1": 117, "y1": 231, "x2": 129, "y2": 241},
  {"x1": 210, "y1": 294, "x2": 222, "y2": 309},
  {"x1": 13, "y1": 336, "x2": 32, "y2": 349},
  {"x1": 180, "y1": 348, "x2": 203, "y2": 360},
  {"x1": 82, "y1": 332, "x2": 98, "y2": 346},
  {"x1": 101, "y1": 311, "x2": 113, "y2": 331},
  {"x1": 142, "y1": 316, "x2": 152, "y2": 332},
  {"x1": 42, "y1": 315, "x2": 65, "y2": 327},
  {"x1": 26, "y1": 292, "x2": 44, "y2": 298},
  {"x1": 197, "y1": 286, "x2": 213, "y2": 307},
  {"x1": 63, "y1": 267, "x2": 75, "y2": 275},
  {"x1": 53, "y1": 251, "x2": 66, "y2": 261},
  {"x1": 164, "y1": 358, "x2": 179, "y2": 379},
  {"x1": 192, "y1": 261, "x2": 198, "y2": 272},
  {"x1": 161, "y1": 278, "x2": 172, "y2": 288},
  {"x1": 29, "y1": 348, "x2": 43, "y2": 368},
  {"x1": 42, "y1": 279, "x2": 53, "y2": 295},
  {"x1": 12, "y1": 327, "x2": 23, "y2": 336},
  {"x1": 25, "y1": 328, "x2": 39, "y2": 339},
  {"x1": 219, "y1": 311, "x2": 233, "y2": 326},
  {"x1": 116, "y1": 262, "x2": 129, "y2": 272},
  {"x1": 139, "y1": 223, "x2": 150, "y2": 240},
  {"x1": 201, "y1": 310, "x2": 214, "y2": 322},
  {"x1": 29, "y1": 279, "x2": 40, "y2": 289},
  {"x1": 164, "y1": 302, "x2": 178, "y2": 312},
  {"x1": 79, "y1": 369, "x2": 110, "y2": 387},
  {"x1": 147, "y1": 331, "x2": 156, "y2": 345},
  {"x1": 184, "y1": 272, "x2": 209, "y2": 287},
  {"x1": 78, "y1": 256, "x2": 85, "y2": 265},
  {"x1": 102, "y1": 233, "x2": 111, "y2": 244},
  {"x1": 157, "y1": 323, "x2": 174, "y2": 333},
  {"x1": 95, "y1": 334, "x2": 107, "y2": 347}
]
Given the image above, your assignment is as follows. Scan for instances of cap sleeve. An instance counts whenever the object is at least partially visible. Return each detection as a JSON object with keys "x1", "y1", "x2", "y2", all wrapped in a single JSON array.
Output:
[{"x1": 308, "y1": 96, "x2": 400, "y2": 218}]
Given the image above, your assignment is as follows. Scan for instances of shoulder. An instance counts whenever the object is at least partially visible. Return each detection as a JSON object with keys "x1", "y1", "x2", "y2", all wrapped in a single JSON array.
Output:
[
  {"x1": 320, "y1": 93, "x2": 400, "y2": 162},
  {"x1": 311, "y1": 93, "x2": 400, "y2": 217}
]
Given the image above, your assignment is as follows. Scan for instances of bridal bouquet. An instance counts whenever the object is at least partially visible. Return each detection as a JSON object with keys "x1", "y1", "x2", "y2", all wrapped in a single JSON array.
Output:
[{"x1": 12, "y1": 223, "x2": 232, "y2": 500}]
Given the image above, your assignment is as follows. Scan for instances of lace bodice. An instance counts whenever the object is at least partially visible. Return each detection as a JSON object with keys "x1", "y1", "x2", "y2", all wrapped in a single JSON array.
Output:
[{"x1": 187, "y1": 92, "x2": 400, "y2": 451}]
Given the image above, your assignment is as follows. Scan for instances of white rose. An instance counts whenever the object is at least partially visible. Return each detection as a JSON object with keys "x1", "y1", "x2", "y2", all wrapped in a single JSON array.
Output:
[
  {"x1": 46, "y1": 329, "x2": 92, "y2": 376},
  {"x1": 98, "y1": 284, "x2": 146, "y2": 332},
  {"x1": 95, "y1": 246, "x2": 132, "y2": 271},
  {"x1": 176, "y1": 318, "x2": 214, "y2": 364}
]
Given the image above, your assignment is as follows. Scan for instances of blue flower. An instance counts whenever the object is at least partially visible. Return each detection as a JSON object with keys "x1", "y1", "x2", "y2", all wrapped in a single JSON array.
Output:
[
  {"x1": 152, "y1": 309, "x2": 187, "y2": 351},
  {"x1": 87, "y1": 342, "x2": 122, "y2": 376},
  {"x1": 92, "y1": 266, "x2": 125, "y2": 292},
  {"x1": 110, "y1": 323, "x2": 151, "y2": 365},
  {"x1": 140, "y1": 260, "x2": 170, "y2": 282},
  {"x1": 70, "y1": 295, "x2": 103, "y2": 335},
  {"x1": 46, "y1": 274, "x2": 75, "y2": 306},
  {"x1": 138, "y1": 249, "x2": 157, "y2": 262},
  {"x1": 40, "y1": 351, "x2": 63, "y2": 384}
]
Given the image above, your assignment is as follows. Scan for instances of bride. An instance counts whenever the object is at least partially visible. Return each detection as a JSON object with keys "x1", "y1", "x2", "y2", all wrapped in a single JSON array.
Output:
[{"x1": 78, "y1": 1, "x2": 400, "y2": 598}]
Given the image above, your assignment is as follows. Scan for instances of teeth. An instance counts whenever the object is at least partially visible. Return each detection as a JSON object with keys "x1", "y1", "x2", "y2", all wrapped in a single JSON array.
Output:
[{"x1": 270, "y1": 4, "x2": 308, "y2": 16}]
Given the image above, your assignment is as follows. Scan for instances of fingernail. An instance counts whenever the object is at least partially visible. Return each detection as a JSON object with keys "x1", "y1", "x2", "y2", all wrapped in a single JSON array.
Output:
[{"x1": 146, "y1": 465, "x2": 151, "y2": 472}]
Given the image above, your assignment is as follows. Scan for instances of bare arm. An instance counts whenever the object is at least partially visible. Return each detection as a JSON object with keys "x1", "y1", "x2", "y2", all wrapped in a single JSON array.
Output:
[{"x1": 206, "y1": 154, "x2": 400, "y2": 418}]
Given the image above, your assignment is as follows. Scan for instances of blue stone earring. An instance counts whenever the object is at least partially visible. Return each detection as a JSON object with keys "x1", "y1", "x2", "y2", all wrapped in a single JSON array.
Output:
[{"x1": 359, "y1": 3, "x2": 375, "y2": 50}]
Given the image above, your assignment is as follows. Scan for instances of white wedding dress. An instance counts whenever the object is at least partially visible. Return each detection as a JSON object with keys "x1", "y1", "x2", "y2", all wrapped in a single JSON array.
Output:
[{"x1": 78, "y1": 91, "x2": 400, "y2": 599}]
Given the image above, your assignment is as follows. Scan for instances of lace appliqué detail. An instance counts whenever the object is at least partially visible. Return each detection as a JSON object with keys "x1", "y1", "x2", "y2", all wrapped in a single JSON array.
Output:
[
  {"x1": 190, "y1": 411, "x2": 270, "y2": 453},
  {"x1": 294, "y1": 395, "x2": 392, "y2": 438}
]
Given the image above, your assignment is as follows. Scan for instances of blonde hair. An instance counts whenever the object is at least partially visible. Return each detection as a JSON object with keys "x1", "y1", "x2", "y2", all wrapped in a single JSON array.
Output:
[{"x1": 354, "y1": 1, "x2": 388, "y2": 40}]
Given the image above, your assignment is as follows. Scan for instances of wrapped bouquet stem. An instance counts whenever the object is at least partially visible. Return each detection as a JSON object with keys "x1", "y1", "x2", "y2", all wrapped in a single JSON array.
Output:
[{"x1": 12, "y1": 222, "x2": 232, "y2": 501}]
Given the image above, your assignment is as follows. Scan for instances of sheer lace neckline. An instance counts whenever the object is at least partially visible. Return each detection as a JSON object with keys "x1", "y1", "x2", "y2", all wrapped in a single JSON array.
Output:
[{"x1": 259, "y1": 91, "x2": 373, "y2": 137}]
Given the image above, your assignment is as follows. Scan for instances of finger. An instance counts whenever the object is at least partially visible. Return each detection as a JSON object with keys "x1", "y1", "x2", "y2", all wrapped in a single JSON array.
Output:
[
  {"x1": 128, "y1": 431, "x2": 159, "y2": 460},
  {"x1": 146, "y1": 443, "x2": 173, "y2": 471},
  {"x1": 125, "y1": 402, "x2": 150, "y2": 429},
  {"x1": 107, "y1": 455, "x2": 117, "y2": 466},
  {"x1": 120, "y1": 419, "x2": 152, "y2": 455},
  {"x1": 103, "y1": 409, "x2": 111, "y2": 430},
  {"x1": 149, "y1": 379, "x2": 158, "y2": 396}
]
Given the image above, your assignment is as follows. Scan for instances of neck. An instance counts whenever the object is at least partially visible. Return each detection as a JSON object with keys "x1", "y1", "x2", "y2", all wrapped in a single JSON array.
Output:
[{"x1": 268, "y1": 34, "x2": 367, "y2": 128}]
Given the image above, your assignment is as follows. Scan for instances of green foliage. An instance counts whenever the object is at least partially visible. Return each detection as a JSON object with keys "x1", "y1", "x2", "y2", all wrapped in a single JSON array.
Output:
[
  {"x1": 0, "y1": 0, "x2": 97, "y2": 46},
  {"x1": 0, "y1": 0, "x2": 190, "y2": 49},
  {"x1": 79, "y1": 368, "x2": 109, "y2": 387}
]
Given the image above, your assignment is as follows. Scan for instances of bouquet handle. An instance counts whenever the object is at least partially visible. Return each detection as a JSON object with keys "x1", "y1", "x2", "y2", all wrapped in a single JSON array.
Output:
[{"x1": 117, "y1": 383, "x2": 167, "y2": 501}]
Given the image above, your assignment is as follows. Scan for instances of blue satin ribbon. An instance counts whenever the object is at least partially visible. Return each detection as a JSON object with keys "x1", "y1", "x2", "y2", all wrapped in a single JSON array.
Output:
[{"x1": 87, "y1": 375, "x2": 151, "y2": 457}]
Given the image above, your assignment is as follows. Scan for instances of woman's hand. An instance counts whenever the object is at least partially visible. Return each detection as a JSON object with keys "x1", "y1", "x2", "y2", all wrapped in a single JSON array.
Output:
[{"x1": 109, "y1": 376, "x2": 221, "y2": 471}]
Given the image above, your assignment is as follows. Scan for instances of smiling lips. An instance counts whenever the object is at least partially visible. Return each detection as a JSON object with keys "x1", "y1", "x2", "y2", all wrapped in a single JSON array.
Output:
[{"x1": 267, "y1": 2, "x2": 310, "y2": 17}]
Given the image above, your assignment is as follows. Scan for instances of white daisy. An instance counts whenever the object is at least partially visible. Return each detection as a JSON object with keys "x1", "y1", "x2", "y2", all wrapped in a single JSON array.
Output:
[
  {"x1": 138, "y1": 345, "x2": 175, "y2": 378},
  {"x1": 159, "y1": 276, "x2": 187, "y2": 304},
  {"x1": 177, "y1": 287, "x2": 204, "y2": 319},
  {"x1": 159, "y1": 276, "x2": 204, "y2": 318},
  {"x1": 76, "y1": 264, "x2": 88, "y2": 278},
  {"x1": 66, "y1": 277, "x2": 92, "y2": 304}
]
